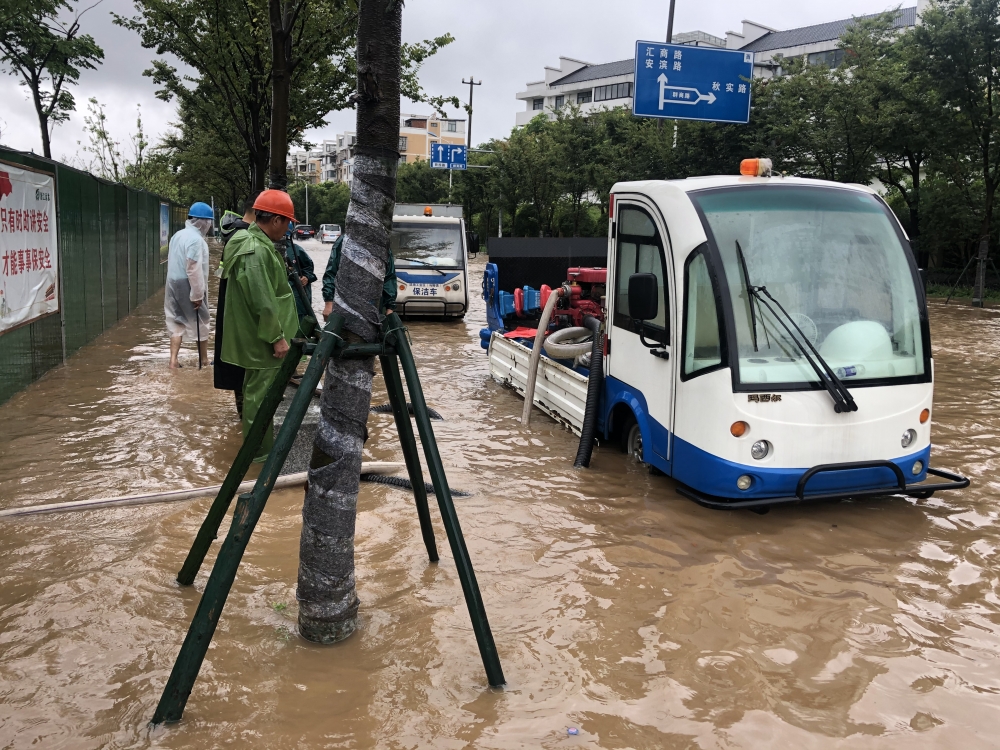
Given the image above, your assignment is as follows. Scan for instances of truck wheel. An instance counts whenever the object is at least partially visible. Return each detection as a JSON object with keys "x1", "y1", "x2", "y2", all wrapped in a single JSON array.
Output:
[{"x1": 619, "y1": 416, "x2": 643, "y2": 462}]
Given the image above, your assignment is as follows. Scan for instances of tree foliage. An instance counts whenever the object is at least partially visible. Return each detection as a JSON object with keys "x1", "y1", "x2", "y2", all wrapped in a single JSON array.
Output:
[{"x1": 0, "y1": 0, "x2": 103, "y2": 158}]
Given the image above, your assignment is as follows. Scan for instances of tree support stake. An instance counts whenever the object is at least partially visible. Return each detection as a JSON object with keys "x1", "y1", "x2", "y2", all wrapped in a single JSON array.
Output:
[{"x1": 153, "y1": 314, "x2": 503, "y2": 726}]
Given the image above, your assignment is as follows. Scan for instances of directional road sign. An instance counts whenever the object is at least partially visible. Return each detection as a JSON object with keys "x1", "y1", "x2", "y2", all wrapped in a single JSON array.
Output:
[
  {"x1": 430, "y1": 143, "x2": 467, "y2": 170},
  {"x1": 632, "y1": 41, "x2": 753, "y2": 124}
]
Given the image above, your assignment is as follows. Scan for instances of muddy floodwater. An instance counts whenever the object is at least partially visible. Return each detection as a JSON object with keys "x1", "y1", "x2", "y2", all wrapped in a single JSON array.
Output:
[{"x1": 1, "y1": 246, "x2": 999, "y2": 748}]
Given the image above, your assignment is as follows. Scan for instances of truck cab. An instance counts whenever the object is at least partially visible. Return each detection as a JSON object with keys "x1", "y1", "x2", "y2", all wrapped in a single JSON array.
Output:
[{"x1": 392, "y1": 204, "x2": 469, "y2": 318}]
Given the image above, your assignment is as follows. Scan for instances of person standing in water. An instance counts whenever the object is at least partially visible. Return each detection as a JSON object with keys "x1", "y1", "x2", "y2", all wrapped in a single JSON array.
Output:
[
  {"x1": 165, "y1": 202, "x2": 213, "y2": 369},
  {"x1": 219, "y1": 190, "x2": 300, "y2": 462},
  {"x1": 214, "y1": 192, "x2": 260, "y2": 415}
]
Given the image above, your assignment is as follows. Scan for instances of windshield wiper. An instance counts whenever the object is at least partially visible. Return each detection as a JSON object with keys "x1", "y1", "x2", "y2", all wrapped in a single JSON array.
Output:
[
  {"x1": 735, "y1": 240, "x2": 769, "y2": 351},
  {"x1": 735, "y1": 243, "x2": 857, "y2": 413}
]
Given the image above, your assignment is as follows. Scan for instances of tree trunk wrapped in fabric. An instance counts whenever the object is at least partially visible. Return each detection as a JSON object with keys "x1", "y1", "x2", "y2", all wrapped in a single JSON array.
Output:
[{"x1": 297, "y1": 0, "x2": 401, "y2": 643}]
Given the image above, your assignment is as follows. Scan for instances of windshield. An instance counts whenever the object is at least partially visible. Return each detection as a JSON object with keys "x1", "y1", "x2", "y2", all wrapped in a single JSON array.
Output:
[
  {"x1": 691, "y1": 186, "x2": 926, "y2": 387},
  {"x1": 391, "y1": 221, "x2": 464, "y2": 267}
]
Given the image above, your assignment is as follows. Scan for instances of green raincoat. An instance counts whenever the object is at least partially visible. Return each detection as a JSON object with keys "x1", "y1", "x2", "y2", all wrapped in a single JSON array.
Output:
[{"x1": 220, "y1": 223, "x2": 300, "y2": 369}]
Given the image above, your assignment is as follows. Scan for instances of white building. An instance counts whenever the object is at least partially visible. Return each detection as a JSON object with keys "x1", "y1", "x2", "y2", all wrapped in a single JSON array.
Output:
[{"x1": 515, "y1": 5, "x2": 923, "y2": 125}]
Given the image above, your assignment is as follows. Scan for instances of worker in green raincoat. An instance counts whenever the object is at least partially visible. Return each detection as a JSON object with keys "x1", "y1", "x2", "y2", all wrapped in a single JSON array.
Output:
[
  {"x1": 220, "y1": 190, "x2": 301, "y2": 461},
  {"x1": 321, "y1": 233, "x2": 397, "y2": 319}
]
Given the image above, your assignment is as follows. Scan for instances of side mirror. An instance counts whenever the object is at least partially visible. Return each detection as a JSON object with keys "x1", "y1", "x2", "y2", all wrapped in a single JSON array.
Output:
[
  {"x1": 466, "y1": 230, "x2": 479, "y2": 258},
  {"x1": 628, "y1": 273, "x2": 658, "y2": 321}
]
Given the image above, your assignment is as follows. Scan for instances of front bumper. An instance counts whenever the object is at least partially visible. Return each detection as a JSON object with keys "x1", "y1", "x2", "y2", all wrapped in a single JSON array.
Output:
[{"x1": 676, "y1": 462, "x2": 969, "y2": 511}]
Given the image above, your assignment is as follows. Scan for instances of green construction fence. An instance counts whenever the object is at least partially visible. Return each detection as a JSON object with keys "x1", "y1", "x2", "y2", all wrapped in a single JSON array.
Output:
[{"x1": 0, "y1": 145, "x2": 187, "y2": 406}]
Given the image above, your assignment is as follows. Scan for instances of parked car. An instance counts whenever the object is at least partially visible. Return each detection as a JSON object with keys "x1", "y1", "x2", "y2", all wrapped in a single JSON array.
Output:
[
  {"x1": 319, "y1": 224, "x2": 341, "y2": 243},
  {"x1": 295, "y1": 224, "x2": 315, "y2": 239}
]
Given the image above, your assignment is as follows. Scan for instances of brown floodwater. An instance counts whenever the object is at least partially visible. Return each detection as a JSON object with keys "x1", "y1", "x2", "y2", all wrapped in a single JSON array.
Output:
[{"x1": 0, "y1": 247, "x2": 998, "y2": 748}]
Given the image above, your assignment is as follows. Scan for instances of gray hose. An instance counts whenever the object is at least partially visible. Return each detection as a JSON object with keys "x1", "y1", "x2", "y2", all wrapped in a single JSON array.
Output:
[
  {"x1": 360, "y1": 473, "x2": 472, "y2": 497},
  {"x1": 369, "y1": 402, "x2": 444, "y2": 420},
  {"x1": 542, "y1": 326, "x2": 593, "y2": 359},
  {"x1": 522, "y1": 288, "x2": 562, "y2": 426},
  {"x1": 574, "y1": 315, "x2": 604, "y2": 468}
]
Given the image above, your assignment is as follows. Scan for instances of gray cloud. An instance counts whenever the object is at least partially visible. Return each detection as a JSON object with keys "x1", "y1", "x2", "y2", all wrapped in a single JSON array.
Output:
[{"x1": 3, "y1": 0, "x2": 912, "y2": 164}]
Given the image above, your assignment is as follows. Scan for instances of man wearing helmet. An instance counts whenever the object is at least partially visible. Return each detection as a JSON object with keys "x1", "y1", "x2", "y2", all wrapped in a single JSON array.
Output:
[
  {"x1": 165, "y1": 202, "x2": 214, "y2": 369},
  {"x1": 219, "y1": 189, "x2": 301, "y2": 462}
]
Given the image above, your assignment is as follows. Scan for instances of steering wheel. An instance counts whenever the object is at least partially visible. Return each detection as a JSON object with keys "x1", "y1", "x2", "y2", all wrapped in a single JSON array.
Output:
[{"x1": 790, "y1": 312, "x2": 819, "y2": 346}]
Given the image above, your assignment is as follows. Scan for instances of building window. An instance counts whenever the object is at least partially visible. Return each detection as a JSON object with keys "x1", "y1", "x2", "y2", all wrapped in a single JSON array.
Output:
[
  {"x1": 593, "y1": 82, "x2": 633, "y2": 102},
  {"x1": 577, "y1": 90, "x2": 592, "y2": 104},
  {"x1": 398, "y1": 136, "x2": 408, "y2": 151},
  {"x1": 554, "y1": 95, "x2": 564, "y2": 108},
  {"x1": 447, "y1": 120, "x2": 457, "y2": 132},
  {"x1": 430, "y1": 122, "x2": 438, "y2": 128},
  {"x1": 532, "y1": 98, "x2": 543, "y2": 110},
  {"x1": 807, "y1": 49, "x2": 845, "y2": 68},
  {"x1": 399, "y1": 155, "x2": 407, "y2": 164}
]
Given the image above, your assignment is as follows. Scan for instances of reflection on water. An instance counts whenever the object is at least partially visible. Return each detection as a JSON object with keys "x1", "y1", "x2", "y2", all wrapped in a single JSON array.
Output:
[{"x1": 0, "y1": 253, "x2": 998, "y2": 747}]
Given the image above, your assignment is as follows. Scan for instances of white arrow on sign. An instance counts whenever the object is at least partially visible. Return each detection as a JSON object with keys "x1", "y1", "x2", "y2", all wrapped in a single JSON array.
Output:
[{"x1": 657, "y1": 74, "x2": 716, "y2": 109}]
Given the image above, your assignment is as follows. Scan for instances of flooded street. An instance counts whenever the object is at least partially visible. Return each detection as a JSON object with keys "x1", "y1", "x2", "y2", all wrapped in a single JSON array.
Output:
[{"x1": 1, "y1": 247, "x2": 999, "y2": 748}]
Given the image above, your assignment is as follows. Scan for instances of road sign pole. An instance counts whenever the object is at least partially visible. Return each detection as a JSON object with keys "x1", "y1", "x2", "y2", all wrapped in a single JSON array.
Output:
[{"x1": 666, "y1": 0, "x2": 676, "y2": 42}]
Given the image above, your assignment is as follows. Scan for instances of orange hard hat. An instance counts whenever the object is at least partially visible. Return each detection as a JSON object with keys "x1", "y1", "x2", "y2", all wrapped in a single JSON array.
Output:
[{"x1": 252, "y1": 189, "x2": 297, "y2": 222}]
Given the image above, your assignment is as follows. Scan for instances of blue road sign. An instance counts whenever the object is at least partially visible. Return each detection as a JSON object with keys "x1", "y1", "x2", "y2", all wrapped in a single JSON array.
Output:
[
  {"x1": 632, "y1": 41, "x2": 753, "y2": 124},
  {"x1": 430, "y1": 143, "x2": 467, "y2": 170}
]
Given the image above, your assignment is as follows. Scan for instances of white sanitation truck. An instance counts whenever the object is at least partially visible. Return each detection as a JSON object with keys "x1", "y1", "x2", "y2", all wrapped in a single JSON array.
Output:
[
  {"x1": 391, "y1": 203, "x2": 470, "y2": 318},
  {"x1": 488, "y1": 162, "x2": 969, "y2": 510}
]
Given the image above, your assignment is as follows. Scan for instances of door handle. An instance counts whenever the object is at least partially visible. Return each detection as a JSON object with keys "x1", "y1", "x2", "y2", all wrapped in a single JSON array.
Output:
[{"x1": 649, "y1": 349, "x2": 669, "y2": 360}]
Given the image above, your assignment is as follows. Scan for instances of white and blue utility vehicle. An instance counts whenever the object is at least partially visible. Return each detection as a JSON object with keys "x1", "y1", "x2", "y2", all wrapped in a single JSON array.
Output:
[
  {"x1": 488, "y1": 169, "x2": 969, "y2": 510},
  {"x1": 392, "y1": 203, "x2": 469, "y2": 318}
]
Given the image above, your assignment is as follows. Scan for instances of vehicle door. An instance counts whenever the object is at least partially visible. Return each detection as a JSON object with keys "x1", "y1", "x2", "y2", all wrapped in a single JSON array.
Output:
[{"x1": 607, "y1": 199, "x2": 675, "y2": 461}]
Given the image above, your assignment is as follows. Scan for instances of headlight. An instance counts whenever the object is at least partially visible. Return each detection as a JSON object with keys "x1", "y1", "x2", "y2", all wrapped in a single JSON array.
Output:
[
  {"x1": 912, "y1": 460, "x2": 924, "y2": 476},
  {"x1": 736, "y1": 475, "x2": 753, "y2": 490},
  {"x1": 450, "y1": 281, "x2": 460, "y2": 292},
  {"x1": 751, "y1": 440, "x2": 770, "y2": 460},
  {"x1": 901, "y1": 429, "x2": 917, "y2": 448}
]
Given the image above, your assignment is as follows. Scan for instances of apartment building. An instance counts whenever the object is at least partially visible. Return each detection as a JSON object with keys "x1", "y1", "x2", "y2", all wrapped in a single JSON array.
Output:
[
  {"x1": 398, "y1": 114, "x2": 466, "y2": 164},
  {"x1": 515, "y1": 3, "x2": 926, "y2": 126},
  {"x1": 287, "y1": 150, "x2": 322, "y2": 184}
]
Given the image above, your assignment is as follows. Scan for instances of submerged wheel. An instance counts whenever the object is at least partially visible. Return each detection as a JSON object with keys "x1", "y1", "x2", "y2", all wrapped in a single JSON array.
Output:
[{"x1": 619, "y1": 416, "x2": 644, "y2": 462}]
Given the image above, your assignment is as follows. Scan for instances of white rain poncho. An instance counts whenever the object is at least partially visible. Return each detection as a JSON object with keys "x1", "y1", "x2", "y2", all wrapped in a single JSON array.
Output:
[{"x1": 164, "y1": 219, "x2": 212, "y2": 340}]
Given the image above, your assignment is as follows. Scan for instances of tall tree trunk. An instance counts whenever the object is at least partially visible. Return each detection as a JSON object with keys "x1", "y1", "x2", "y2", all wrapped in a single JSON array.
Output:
[
  {"x1": 30, "y1": 83, "x2": 52, "y2": 159},
  {"x1": 268, "y1": 0, "x2": 293, "y2": 190},
  {"x1": 297, "y1": 0, "x2": 401, "y2": 644}
]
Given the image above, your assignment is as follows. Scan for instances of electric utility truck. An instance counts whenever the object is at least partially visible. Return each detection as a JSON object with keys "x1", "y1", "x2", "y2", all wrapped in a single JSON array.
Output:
[{"x1": 485, "y1": 164, "x2": 969, "y2": 510}]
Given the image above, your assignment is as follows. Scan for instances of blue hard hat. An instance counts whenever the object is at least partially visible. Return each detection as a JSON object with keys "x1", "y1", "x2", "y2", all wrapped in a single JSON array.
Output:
[{"x1": 188, "y1": 201, "x2": 214, "y2": 219}]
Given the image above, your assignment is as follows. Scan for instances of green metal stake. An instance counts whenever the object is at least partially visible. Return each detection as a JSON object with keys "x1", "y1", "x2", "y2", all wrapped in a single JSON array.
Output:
[
  {"x1": 152, "y1": 316, "x2": 345, "y2": 725},
  {"x1": 385, "y1": 314, "x2": 506, "y2": 687},
  {"x1": 379, "y1": 352, "x2": 439, "y2": 563},
  {"x1": 177, "y1": 347, "x2": 304, "y2": 586}
]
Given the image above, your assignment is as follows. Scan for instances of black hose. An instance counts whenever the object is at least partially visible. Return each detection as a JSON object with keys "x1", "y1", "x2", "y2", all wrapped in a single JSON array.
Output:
[
  {"x1": 574, "y1": 315, "x2": 604, "y2": 468},
  {"x1": 369, "y1": 402, "x2": 444, "y2": 421},
  {"x1": 360, "y1": 473, "x2": 472, "y2": 497}
]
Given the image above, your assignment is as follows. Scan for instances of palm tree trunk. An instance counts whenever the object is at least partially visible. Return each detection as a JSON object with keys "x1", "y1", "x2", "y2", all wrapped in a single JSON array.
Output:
[{"x1": 297, "y1": 0, "x2": 401, "y2": 644}]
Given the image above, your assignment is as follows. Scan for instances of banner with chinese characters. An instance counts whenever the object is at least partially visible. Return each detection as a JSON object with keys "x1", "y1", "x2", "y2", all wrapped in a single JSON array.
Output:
[{"x1": 0, "y1": 161, "x2": 59, "y2": 335}]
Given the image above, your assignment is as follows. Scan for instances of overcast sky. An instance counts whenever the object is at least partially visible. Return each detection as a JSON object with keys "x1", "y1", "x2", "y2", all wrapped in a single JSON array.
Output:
[{"x1": 1, "y1": 0, "x2": 915, "y2": 166}]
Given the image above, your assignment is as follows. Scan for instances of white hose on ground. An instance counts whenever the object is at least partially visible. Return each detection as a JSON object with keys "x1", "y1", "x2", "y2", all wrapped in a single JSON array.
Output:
[
  {"x1": 0, "y1": 461, "x2": 405, "y2": 518},
  {"x1": 542, "y1": 326, "x2": 594, "y2": 359},
  {"x1": 522, "y1": 288, "x2": 563, "y2": 426}
]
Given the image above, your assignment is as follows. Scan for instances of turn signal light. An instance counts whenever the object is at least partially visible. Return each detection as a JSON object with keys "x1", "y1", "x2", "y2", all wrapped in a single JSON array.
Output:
[
  {"x1": 740, "y1": 158, "x2": 772, "y2": 177},
  {"x1": 398, "y1": 284, "x2": 405, "y2": 290},
  {"x1": 444, "y1": 285, "x2": 451, "y2": 291},
  {"x1": 920, "y1": 409, "x2": 930, "y2": 424},
  {"x1": 730, "y1": 421, "x2": 748, "y2": 437}
]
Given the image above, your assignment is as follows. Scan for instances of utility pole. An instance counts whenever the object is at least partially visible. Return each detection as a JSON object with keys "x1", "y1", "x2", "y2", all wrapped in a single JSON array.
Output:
[
  {"x1": 462, "y1": 76, "x2": 482, "y2": 149},
  {"x1": 660, "y1": 0, "x2": 676, "y2": 136}
]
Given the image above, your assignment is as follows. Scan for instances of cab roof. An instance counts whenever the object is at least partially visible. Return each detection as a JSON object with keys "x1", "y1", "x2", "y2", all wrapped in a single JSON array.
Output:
[
  {"x1": 392, "y1": 215, "x2": 461, "y2": 225},
  {"x1": 612, "y1": 174, "x2": 878, "y2": 195}
]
